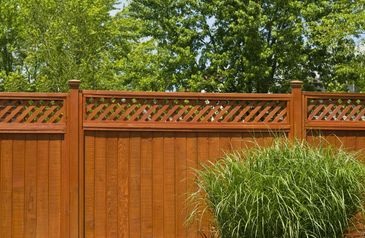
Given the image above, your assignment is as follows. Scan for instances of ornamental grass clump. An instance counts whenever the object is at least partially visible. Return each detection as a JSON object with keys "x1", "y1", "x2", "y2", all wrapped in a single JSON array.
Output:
[{"x1": 189, "y1": 139, "x2": 365, "y2": 238}]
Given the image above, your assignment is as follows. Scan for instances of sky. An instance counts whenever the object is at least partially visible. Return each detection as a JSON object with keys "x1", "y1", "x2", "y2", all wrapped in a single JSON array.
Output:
[{"x1": 110, "y1": 0, "x2": 126, "y2": 16}]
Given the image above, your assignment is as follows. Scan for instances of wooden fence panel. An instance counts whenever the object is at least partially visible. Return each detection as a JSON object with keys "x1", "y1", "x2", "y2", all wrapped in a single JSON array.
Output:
[
  {"x1": 0, "y1": 134, "x2": 67, "y2": 238},
  {"x1": 84, "y1": 131, "x2": 281, "y2": 238},
  {"x1": 307, "y1": 130, "x2": 365, "y2": 155},
  {"x1": 3, "y1": 80, "x2": 365, "y2": 238}
]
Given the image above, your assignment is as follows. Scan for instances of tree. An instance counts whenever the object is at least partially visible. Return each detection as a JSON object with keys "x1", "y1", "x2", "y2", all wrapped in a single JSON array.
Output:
[
  {"x1": 125, "y1": 0, "x2": 365, "y2": 93},
  {"x1": 0, "y1": 0, "x2": 119, "y2": 92}
]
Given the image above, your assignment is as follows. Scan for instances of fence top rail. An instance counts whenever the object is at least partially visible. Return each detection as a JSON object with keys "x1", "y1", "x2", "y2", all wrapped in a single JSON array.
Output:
[
  {"x1": 82, "y1": 90, "x2": 292, "y2": 100},
  {"x1": 0, "y1": 92, "x2": 68, "y2": 100},
  {"x1": 303, "y1": 92, "x2": 365, "y2": 98}
]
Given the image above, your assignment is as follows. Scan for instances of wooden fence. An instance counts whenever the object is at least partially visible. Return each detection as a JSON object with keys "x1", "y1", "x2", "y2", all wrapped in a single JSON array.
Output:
[{"x1": 1, "y1": 80, "x2": 365, "y2": 237}]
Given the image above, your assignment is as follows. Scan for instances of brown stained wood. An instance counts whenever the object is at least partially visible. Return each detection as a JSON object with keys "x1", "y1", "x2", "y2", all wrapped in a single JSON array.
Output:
[
  {"x1": 106, "y1": 133, "x2": 118, "y2": 238},
  {"x1": 68, "y1": 82, "x2": 80, "y2": 238},
  {"x1": 232, "y1": 103, "x2": 254, "y2": 122},
  {"x1": 211, "y1": 105, "x2": 232, "y2": 122},
  {"x1": 222, "y1": 105, "x2": 242, "y2": 122},
  {"x1": 5, "y1": 88, "x2": 365, "y2": 238},
  {"x1": 219, "y1": 133, "x2": 232, "y2": 158},
  {"x1": 356, "y1": 132, "x2": 365, "y2": 160},
  {"x1": 108, "y1": 104, "x2": 127, "y2": 121},
  {"x1": 140, "y1": 104, "x2": 159, "y2": 121},
  {"x1": 152, "y1": 133, "x2": 164, "y2": 238},
  {"x1": 208, "y1": 133, "x2": 220, "y2": 161},
  {"x1": 186, "y1": 134, "x2": 198, "y2": 238},
  {"x1": 94, "y1": 132, "x2": 107, "y2": 238},
  {"x1": 83, "y1": 90, "x2": 291, "y2": 100},
  {"x1": 1, "y1": 135, "x2": 12, "y2": 238},
  {"x1": 175, "y1": 134, "x2": 187, "y2": 238},
  {"x1": 118, "y1": 132, "x2": 130, "y2": 238},
  {"x1": 197, "y1": 133, "x2": 210, "y2": 236},
  {"x1": 129, "y1": 105, "x2": 149, "y2": 121},
  {"x1": 254, "y1": 102, "x2": 275, "y2": 122},
  {"x1": 230, "y1": 133, "x2": 243, "y2": 151},
  {"x1": 346, "y1": 131, "x2": 357, "y2": 151},
  {"x1": 141, "y1": 132, "x2": 153, "y2": 238},
  {"x1": 12, "y1": 135, "x2": 25, "y2": 238},
  {"x1": 164, "y1": 132, "x2": 176, "y2": 237},
  {"x1": 49, "y1": 135, "x2": 62, "y2": 238},
  {"x1": 85, "y1": 132, "x2": 95, "y2": 238},
  {"x1": 36, "y1": 135, "x2": 49, "y2": 237},
  {"x1": 161, "y1": 105, "x2": 181, "y2": 122},
  {"x1": 24, "y1": 135, "x2": 37, "y2": 238},
  {"x1": 61, "y1": 135, "x2": 70, "y2": 238},
  {"x1": 172, "y1": 105, "x2": 190, "y2": 122},
  {"x1": 3, "y1": 106, "x2": 23, "y2": 123},
  {"x1": 129, "y1": 133, "x2": 141, "y2": 238}
]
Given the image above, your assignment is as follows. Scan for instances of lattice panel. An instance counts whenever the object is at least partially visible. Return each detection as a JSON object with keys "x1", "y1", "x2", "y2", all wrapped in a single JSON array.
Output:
[
  {"x1": 0, "y1": 99, "x2": 65, "y2": 123},
  {"x1": 307, "y1": 98, "x2": 365, "y2": 121},
  {"x1": 85, "y1": 97, "x2": 288, "y2": 124}
]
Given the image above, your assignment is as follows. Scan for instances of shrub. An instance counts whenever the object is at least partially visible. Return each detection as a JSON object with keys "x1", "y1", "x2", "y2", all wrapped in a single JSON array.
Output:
[{"x1": 189, "y1": 139, "x2": 365, "y2": 238}]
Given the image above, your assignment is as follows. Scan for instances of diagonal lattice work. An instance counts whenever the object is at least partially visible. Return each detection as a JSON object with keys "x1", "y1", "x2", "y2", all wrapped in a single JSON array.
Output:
[
  {"x1": 307, "y1": 98, "x2": 365, "y2": 121},
  {"x1": 85, "y1": 97, "x2": 289, "y2": 124},
  {"x1": 0, "y1": 99, "x2": 65, "y2": 123}
]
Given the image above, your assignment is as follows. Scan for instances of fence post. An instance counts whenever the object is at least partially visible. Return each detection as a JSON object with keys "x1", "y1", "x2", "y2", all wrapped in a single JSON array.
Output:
[
  {"x1": 68, "y1": 79, "x2": 81, "y2": 238},
  {"x1": 290, "y1": 80, "x2": 304, "y2": 141}
]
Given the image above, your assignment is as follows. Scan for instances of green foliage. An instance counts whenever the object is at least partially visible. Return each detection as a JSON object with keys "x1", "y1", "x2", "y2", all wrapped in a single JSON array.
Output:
[
  {"x1": 189, "y1": 139, "x2": 365, "y2": 238},
  {"x1": 0, "y1": 0, "x2": 118, "y2": 92},
  {"x1": 0, "y1": 0, "x2": 364, "y2": 92},
  {"x1": 127, "y1": 0, "x2": 365, "y2": 92}
]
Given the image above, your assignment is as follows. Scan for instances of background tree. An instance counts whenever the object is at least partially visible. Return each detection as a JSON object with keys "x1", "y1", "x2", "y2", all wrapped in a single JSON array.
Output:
[
  {"x1": 0, "y1": 0, "x2": 119, "y2": 91},
  {"x1": 125, "y1": 0, "x2": 365, "y2": 93},
  {"x1": 0, "y1": 0, "x2": 364, "y2": 92}
]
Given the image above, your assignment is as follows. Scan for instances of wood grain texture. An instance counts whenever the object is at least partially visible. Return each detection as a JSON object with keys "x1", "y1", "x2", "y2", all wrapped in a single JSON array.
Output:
[
  {"x1": 0, "y1": 134, "x2": 66, "y2": 238},
  {"x1": 84, "y1": 131, "x2": 279, "y2": 238}
]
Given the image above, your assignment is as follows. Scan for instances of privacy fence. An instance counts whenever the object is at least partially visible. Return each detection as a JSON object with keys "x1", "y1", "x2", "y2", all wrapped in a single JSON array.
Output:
[{"x1": 1, "y1": 80, "x2": 365, "y2": 238}]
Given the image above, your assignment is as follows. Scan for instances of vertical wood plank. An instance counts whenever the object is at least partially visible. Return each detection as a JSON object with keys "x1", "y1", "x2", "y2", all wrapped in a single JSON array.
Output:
[
  {"x1": 141, "y1": 132, "x2": 153, "y2": 238},
  {"x1": 230, "y1": 132, "x2": 243, "y2": 151},
  {"x1": 356, "y1": 132, "x2": 365, "y2": 161},
  {"x1": 1, "y1": 135, "x2": 12, "y2": 238},
  {"x1": 24, "y1": 135, "x2": 37, "y2": 238},
  {"x1": 49, "y1": 135, "x2": 62, "y2": 238},
  {"x1": 85, "y1": 132, "x2": 95, "y2": 238},
  {"x1": 152, "y1": 133, "x2": 164, "y2": 238},
  {"x1": 186, "y1": 134, "x2": 198, "y2": 238},
  {"x1": 61, "y1": 132, "x2": 70, "y2": 238},
  {"x1": 197, "y1": 133, "x2": 210, "y2": 236},
  {"x1": 346, "y1": 131, "x2": 357, "y2": 152},
  {"x1": 118, "y1": 132, "x2": 130, "y2": 238},
  {"x1": 219, "y1": 132, "x2": 231, "y2": 158},
  {"x1": 175, "y1": 134, "x2": 187, "y2": 238},
  {"x1": 164, "y1": 132, "x2": 176, "y2": 237},
  {"x1": 129, "y1": 132, "x2": 141, "y2": 238},
  {"x1": 106, "y1": 133, "x2": 118, "y2": 238},
  {"x1": 36, "y1": 135, "x2": 49, "y2": 238},
  {"x1": 208, "y1": 133, "x2": 220, "y2": 161},
  {"x1": 94, "y1": 132, "x2": 106, "y2": 238},
  {"x1": 12, "y1": 135, "x2": 25, "y2": 238}
]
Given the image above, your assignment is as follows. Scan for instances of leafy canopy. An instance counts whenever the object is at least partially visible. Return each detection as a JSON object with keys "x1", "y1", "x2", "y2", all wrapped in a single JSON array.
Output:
[
  {"x1": 126, "y1": 0, "x2": 365, "y2": 92},
  {"x1": 0, "y1": 0, "x2": 364, "y2": 92}
]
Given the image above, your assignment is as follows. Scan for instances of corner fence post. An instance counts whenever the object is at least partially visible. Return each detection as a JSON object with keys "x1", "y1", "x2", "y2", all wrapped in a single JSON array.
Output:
[
  {"x1": 68, "y1": 79, "x2": 81, "y2": 238},
  {"x1": 290, "y1": 80, "x2": 304, "y2": 141}
]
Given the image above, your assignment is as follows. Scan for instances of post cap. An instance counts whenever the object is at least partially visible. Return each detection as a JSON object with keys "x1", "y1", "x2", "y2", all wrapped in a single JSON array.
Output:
[
  {"x1": 290, "y1": 80, "x2": 303, "y2": 89},
  {"x1": 68, "y1": 80, "x2": 81, "y2": 90}
]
